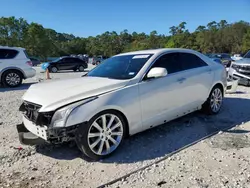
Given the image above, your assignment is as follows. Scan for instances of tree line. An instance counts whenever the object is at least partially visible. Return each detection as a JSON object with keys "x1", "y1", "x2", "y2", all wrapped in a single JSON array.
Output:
[{"x1": 0, "y1": 17, "x2": 249, "y2": 60}]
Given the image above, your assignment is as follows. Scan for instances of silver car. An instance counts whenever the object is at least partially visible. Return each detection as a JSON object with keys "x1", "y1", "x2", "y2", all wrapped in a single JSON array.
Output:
[
  {"x1": 17, "y1": 48, "x2": 226, "y2": 160},
  {"x1": 229, "y1": 50, "x2": 250, "y2": 86}
]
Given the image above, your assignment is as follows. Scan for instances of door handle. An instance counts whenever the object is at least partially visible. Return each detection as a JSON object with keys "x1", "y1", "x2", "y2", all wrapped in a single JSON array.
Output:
[
  {"x1": 207, "y1": 69, "x2": 212, "y2": 74},
  {"x1": 177, "y1": 77, "x2": 186, "y2": 83}
]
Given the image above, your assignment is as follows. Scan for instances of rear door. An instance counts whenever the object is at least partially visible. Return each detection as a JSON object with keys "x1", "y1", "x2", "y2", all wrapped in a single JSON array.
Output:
[
  {"x1": 73, "y1": 58, "x2": 84, "y2": 69},
  {"x1": 178, "y1": 52, "x2": 213, "y2": 107},
  {"x1": 68, "y1": 58, "x2": 82, "y2": 70}
]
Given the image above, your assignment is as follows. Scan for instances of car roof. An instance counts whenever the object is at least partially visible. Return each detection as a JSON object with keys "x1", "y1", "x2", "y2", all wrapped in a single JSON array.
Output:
[
  {"x1": 61, "y1": 56, "x2": 82, "y2": 60},
  {"x1": 115, "y1": 48, "x2": 199, "y2": 56},
  {"x1": 0, "y1": 46, "x2": 25, "y2": 50}
]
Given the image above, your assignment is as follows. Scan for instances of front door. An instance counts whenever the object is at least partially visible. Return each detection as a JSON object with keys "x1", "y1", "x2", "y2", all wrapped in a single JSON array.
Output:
[
  {"x1": 138, "y1": 52, "x2": 189, "y2": 130},
  {"x1": 58, "y1": 58, "x2": 72, "y2": 70}
]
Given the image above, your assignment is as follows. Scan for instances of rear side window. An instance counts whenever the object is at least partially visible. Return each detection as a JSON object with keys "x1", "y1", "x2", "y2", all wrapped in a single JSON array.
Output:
[
  {"x1": 23, "y1": 50, "x2": 29, "y2": 58},
  {"x1": 178, "y1": 53, "x2": 208, "y2": 70},
  {"x1": 76, "y1": 58, "x2": 84, "y2": 63},
  {"x1": 0, "y1": 49, "x2": 19, "y2": 59},
  {"x1": 61, "y1": 58, "x2": 70, "y2": 62},
  {"x1": 152, "y1": 53, "x2": 182, "y2": 74},
  {"x1": 70, "y1": 58, "x2": 78, "y2": 62}
]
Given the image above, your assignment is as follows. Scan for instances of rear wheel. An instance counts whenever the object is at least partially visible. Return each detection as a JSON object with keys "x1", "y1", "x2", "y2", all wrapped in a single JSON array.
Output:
[
  {"x1": 2, "y1": 70, "x2": 23, "y2": 87},
  {"x1": 78, "y1": 65, "x2": 84, "y2": 72},
  {"x1": 202, "y1": 86, "x2": 223, "y2": 115},
  {"x1": 75, "y1": 111, "x2": 126, "y2": 160}
]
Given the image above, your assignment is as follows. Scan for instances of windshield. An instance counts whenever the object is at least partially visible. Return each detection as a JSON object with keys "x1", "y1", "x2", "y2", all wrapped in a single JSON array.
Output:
[
  {"x1": 87, "y1": 54, "x2": 153, "y2": 80},
  {"x1": 244, "y1": 51, "x2": 250, "y2": 58}
]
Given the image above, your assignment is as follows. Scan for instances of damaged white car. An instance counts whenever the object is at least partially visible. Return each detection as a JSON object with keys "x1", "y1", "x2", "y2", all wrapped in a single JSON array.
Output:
[
  {"x1": 17, "y1": 49, "x2": 226, "y2": 160},
  {"x1": 229, "y1": 50, "x2": 250, "y2": 86}
]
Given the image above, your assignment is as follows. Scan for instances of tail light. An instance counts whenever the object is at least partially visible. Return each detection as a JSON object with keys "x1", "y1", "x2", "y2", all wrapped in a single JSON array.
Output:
[{"x1": 26, "y1": 61, "x2": 33, "y2": 66}]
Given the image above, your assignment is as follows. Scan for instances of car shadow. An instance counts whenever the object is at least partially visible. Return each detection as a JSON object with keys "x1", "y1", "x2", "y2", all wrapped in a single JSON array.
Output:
[
  {"x1": 0, "y1": 83, "x2": 35, "y2": 92},
  {"x1": 36, "y1": 97, "x2": 250, "y2": 163}
]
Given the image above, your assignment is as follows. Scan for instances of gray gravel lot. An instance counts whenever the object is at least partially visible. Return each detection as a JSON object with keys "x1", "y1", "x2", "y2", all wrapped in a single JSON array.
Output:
[{"x1": 1, "y1": 67, "x2": 250, "y2": 188}]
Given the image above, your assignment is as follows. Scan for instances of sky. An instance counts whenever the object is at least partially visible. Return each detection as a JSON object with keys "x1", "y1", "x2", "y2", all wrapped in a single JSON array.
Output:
[{"x1": 1, "y1": 0, "x2": 250, "y2": 37}]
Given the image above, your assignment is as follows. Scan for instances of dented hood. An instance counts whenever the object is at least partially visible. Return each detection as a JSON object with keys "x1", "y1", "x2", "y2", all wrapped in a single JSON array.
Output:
[{"x1": 22, "y1": 77, "x2": 129, "y2": 112}]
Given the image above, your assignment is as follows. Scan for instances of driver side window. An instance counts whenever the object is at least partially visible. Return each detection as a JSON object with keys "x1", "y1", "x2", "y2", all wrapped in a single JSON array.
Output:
[{"x1": 151, "y1": 53, "x2": 182, "y2": 74}]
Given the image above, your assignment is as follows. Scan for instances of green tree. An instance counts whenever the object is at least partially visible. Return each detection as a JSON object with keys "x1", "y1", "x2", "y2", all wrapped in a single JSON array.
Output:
[
  {"x1": 0, "y1": 17, "x2": 250, "y2": 59},
  {"x1": 242, "y1": 29, "x2": 250, "y2": 52}
]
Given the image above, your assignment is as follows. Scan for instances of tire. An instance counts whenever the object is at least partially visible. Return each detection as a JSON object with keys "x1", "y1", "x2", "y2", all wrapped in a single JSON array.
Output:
[
  {"x1": 96, "y1": 61, "x2": 100, "y2": 65},
  {"x1": 75, "y1": 110, "x2": 127, "y2": 160},
  {"x1": 202, "y1": 86, "x2": 223, "y2": 115},
  {"x1": 2, "y1": 70, "x2": 23, "y2": 87},
  {"x1": 51, "y1": 66, "x2": 58, "y2": 73},
  {"x1": 78, "y1": 65, "x2": 84, "y2": 72}
]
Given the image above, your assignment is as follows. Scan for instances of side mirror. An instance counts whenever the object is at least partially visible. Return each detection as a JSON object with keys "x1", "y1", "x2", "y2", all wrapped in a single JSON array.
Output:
[{"x1": 146, "y1": 67, "x2": 168, "y2": 79}]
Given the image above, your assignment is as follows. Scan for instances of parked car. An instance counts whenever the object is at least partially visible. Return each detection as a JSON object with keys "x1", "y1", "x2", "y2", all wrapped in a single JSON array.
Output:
[
  {"x1": 216, "y1": 53, "x2": 233, "y2": 67},
  {"x1": 231, "y1": 54, "x2": 243, "y2": 61},
  {"x1": 229, "y1": 50, "x2": 250, "y2": 86},
  {"x1": 0, "y1": 46, "x2": 36, "y2": 87},
  {"x1": 92, "y1": 55, "x2": 109, "y2": 65},
  {"x1": 206, "y1": 53, "x2": 232, "y2": 67},
  {"x1": 17, "y1": 48, "x2": 226, "y2": 160},
  {"x1": 45, "y1": 56, "x2": 88, "y2": 73},
  {"x1": 205, "y1": 54, "x2": 223, "y2": 65},
  {"x1": 30, "y1": 57, "x2": 40, "y2": 66},
  {"x1": 77, "y1": 54, "x2": 89, "y2": 63}
]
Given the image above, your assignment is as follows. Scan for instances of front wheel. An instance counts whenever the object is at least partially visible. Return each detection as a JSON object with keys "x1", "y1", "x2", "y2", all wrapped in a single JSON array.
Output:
[
  {"x1": 202, "y1": 86, "x2": 223, "y2": 115},
  {"x1": 51, "y1": 66, "x2": 58, "y2": 73},
  {"x1": 75, "y1": 111, "x2": 126, "y2": 160}
]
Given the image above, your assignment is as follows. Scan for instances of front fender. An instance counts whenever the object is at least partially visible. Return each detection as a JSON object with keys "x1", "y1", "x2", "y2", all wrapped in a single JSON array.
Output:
[{"x1": 65, "y1": 84, "x2": 142, "y2": 135}]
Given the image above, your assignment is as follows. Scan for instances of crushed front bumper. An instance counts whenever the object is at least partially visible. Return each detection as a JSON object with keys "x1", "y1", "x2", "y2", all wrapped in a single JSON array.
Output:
[
  {"x1": 17, "y1": 116, "x2": 81, "y2": 145},
  {"x1": 16, "y1": 123, "x2": 45, "y2": 145}
]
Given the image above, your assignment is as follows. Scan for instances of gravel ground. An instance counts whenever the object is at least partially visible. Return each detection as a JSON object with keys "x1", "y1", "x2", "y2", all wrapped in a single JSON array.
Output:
[{"x1": 1, "y1": 67, "x2": 250, "y2": 188}]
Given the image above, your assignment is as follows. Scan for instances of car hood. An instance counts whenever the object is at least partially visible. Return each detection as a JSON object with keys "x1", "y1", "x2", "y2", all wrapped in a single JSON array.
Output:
[
  {"x1": 233, "y1": 58, "x2": 250, "y2": 66},
  {"x1": 22, "y1": 77, "x2": 129, "y2": 112}
]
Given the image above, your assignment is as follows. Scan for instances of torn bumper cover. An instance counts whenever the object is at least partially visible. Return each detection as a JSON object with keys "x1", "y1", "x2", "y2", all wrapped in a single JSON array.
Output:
[
  {"x1": 17, "y1": 123, "x2": 45, "y2": 145},
  {"x1": 17, "y1": 117, "x2": 83, "y2": 145}
]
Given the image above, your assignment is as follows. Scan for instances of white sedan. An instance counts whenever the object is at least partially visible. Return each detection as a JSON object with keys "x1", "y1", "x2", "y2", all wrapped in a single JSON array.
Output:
[{"x1": 17, "y1": 48, "x2": 227, "y2": 160}]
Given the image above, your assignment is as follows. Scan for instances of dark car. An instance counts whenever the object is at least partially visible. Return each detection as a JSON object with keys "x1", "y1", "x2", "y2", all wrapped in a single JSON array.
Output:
[
  {"x1": 216, "y1": 53, "x2": 232, "y2": 67},
  {"x1": 30, "y1": 57, "x2": 41, "y2": 66},
  {"x1": 205, "y1": 54, "x2": 223, "y2": 65},
  {"x1": 48, "y1": 57, "x2": 88, "y2": 73},
  {"x1": 206, "y1": 53, "x2": 232, "y2": 67}
]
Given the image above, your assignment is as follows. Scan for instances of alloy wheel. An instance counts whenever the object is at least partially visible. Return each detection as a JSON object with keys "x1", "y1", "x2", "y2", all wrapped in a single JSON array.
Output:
[
  {"x1": 210, "y1": 88, "x2": 223, "y2": 113},
  {"x1": 5, "y1": 73, "x2": 21, "y2": 86},
  {"x1": 87, "y1": 114, "x2": 123, "y2": 156},
  {"x1": 51, "y1": 67, "x2": 58, "y2": 73}
]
